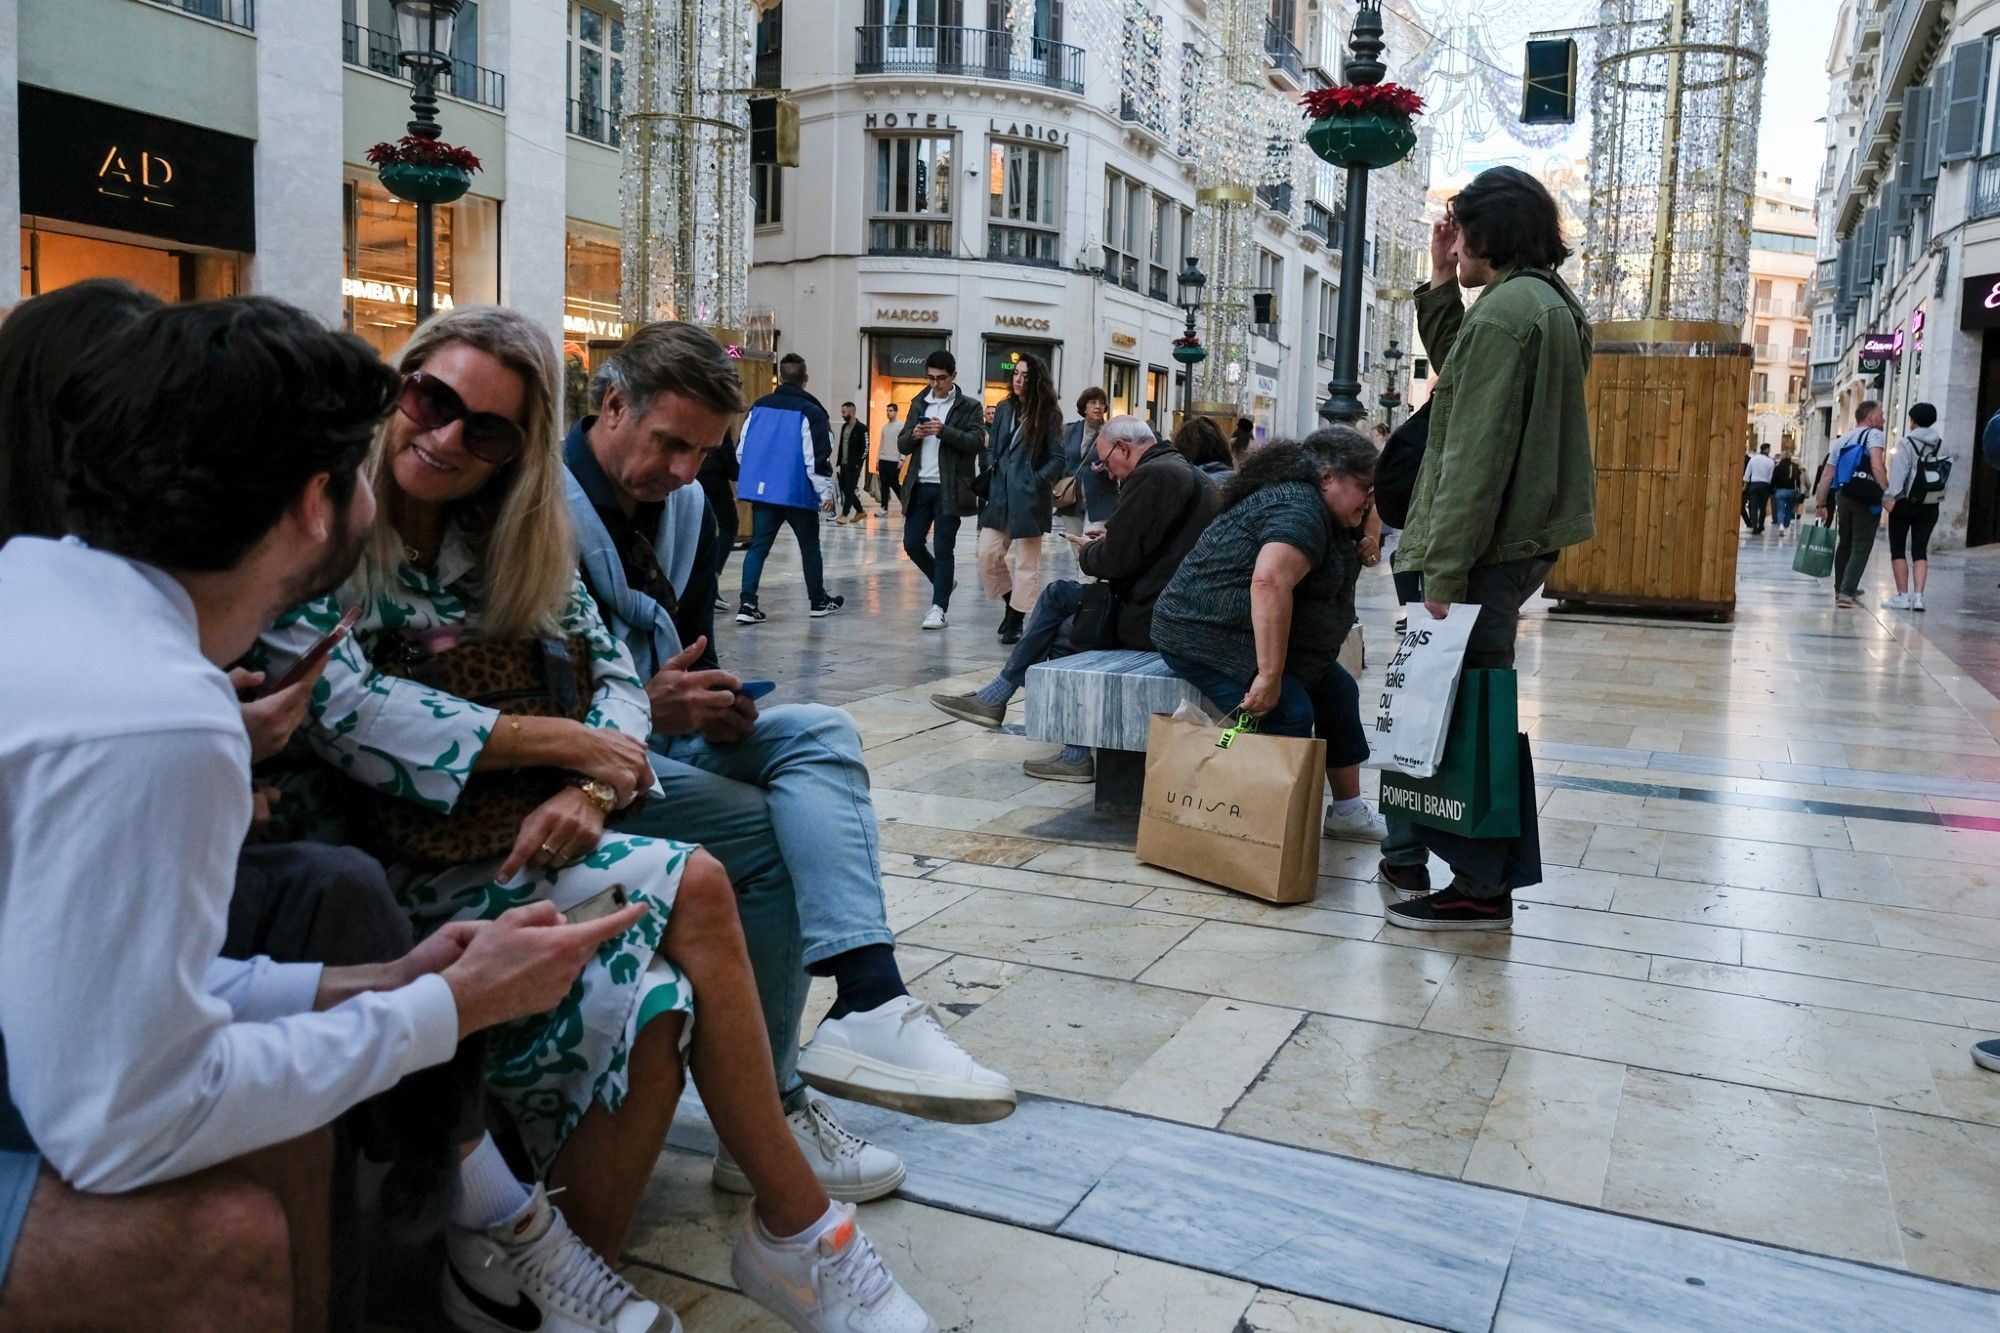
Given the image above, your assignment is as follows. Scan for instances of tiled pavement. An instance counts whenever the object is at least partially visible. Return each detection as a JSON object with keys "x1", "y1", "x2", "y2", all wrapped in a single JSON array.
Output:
[{"x1": 616, "y1": 515, "x2": 2000, "y2": 1330}]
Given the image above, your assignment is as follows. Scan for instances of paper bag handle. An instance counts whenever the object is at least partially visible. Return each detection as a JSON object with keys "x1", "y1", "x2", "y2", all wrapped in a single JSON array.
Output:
[{"x1": 1217, "y1": 710, "x2": 1260, "y2": 748}]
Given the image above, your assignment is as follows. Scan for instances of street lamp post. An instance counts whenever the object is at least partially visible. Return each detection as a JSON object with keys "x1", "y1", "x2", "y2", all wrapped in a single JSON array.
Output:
[
  {"x1": 1378, "y1": 337, "x2": 1406, "y2": 423},
  {"x1": 1320, "y1": 1, "x2": 1387, "y2": 425},
  {"x1": 1173, "y1": 256, "x2": 1208, "y2": 422},
  {"x1": 391, "y1": 0, "x2": 462, "y2": 323}
]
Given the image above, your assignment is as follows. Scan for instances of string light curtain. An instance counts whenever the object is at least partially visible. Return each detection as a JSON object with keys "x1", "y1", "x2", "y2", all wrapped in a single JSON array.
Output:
[
  {"x1": 621, "y1": 0, "x2": 753, "y2": 332},
  {"x1": 1584, "y1": 0, "x2": 1765, "y2": 325}
]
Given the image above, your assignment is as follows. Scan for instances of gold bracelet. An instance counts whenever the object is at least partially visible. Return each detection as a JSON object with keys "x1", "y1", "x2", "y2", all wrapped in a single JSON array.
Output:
[{"x1": 573, "y1": 777, "x2": 618, "y2": 814}]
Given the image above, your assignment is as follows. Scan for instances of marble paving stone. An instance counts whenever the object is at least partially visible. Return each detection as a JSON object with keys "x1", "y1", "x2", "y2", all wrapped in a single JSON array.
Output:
[
  {"x1": 622, "y1": 1267, "x2": 779, "y2": 1331},
  {"x1": 873, "y1": 821, "x2": 1047, "y2": 867},
  {"x1": 1504, "y1": 900, "x2": 1745, "y2": 965},
  {"x1": 906, "y1": 953, "x2": 1029, "y2": 1025},
  {"x1": 1421, "y1": 958, "x2": 1945, "y2": 1114},
  {"x1": 1237, "y1": 1290, "x2": 1438, "y2": 1333},
  {"x1": 1537, "y1": 816, "x2": 1595, "y2": 869},
  {"x1": 878, "y1": 849, "x2": 942, "y2": 879},
  {"x1": 1580, "y1": 823, "x2": 1667, "y2": 876},
  {"x1": 900, "y1": 887, "x2": 1200, "y2": 981},
  {"x1": 924, "y1": 858, "x2": 1158, "y2": 907},
  {"x1": 1846, "y1": 818, "x2": 2000, "y2": 869},
  {"x1": 1017, "y1": 841, "x2": 1220, "y2": 891},
  {"x1": 1140, "y1": 920, "x2": 1459, "y2": 1027},
  {"x1": 1904, "y1": 1021, "x2": 2000, "y2": 1130},
  {"x1": 1133, "y1": 886, "x2": 1385, "y2": 941},
  {"x1": 941, "y1": 967, "x2": 1206, "y2": 1103},
  {"x1": 1599, "y1": 1069, "x2": 1905, "y2": 1267},
  {"x1": 879, "y1": 873, "x2": 982, "y2": 934},
  {"x1": 1461, "y1": 1049, "x2": 1625, "y2": 1206},
  {"x1": 1493, "y1": 1198, "x2": 2000, "y2": 1332},
  {"x1": 1107, "y1": 995, "x2": 1305, "y2": 1127},
  {"x1": 1634, "y1": 797, "x2": 1856, "y2": 851},
  {"x1": 1058, "y1": 1113, "x2": 1526, "y2": 1333},
  {"x1": 1373, "y1": 921, "x2": 1655, "y2": 982},
  {"x1": 1869, "y1": 904, "x2": 2000, "y2": 964},
  {"x1": 1875, "y1": 1108, "x2": 2000, "y2": 1286},
  {"x1": 1223, "y1": 1014, "x2": 1512, "y2": 1175},
  {"x1": 1740, "y1": 933, "x2": 2000, "y2": 1004},
  {"x1": 1655, "y1": 831, "x2": 1823, "y2": 895},
  {"x1": 1647, "y1": 957, "x2": 1968, "y2": 1027},
  {"x1": 872, "y1": 787, "x2": 1023, "y2": 832},
  {"x1": 1607, "y1": 879, "x2": 1882, "y2": 946}
]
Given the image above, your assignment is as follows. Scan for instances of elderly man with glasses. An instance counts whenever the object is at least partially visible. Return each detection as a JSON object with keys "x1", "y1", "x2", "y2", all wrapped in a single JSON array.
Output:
[{"x1": 929, "y1": 415, "x2": 1221, "y2": 781}]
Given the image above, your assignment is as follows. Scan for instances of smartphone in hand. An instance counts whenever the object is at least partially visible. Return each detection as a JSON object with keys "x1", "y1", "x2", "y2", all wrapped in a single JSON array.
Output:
[
  {"x1": 737, "y1": 680, "x2": 777, "y2": 702},
  {"x1": 263, "y1": 606, "x2": 363, "y2": 697},
  {"x1": 564, "y1": 883, "x2": 629, "y2": 925}
]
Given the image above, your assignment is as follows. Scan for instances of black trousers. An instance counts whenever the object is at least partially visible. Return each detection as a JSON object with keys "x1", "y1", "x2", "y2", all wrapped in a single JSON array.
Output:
[
  {"x1": 901, "y1": 482, "x2": 962, "y2": 611},
  {"x1": 877, "y1": 462, "x2": 903, "y2": 513},
  {"x1": 838, "y1": 466, "x2": 865, "y2": 517},
  {"x1": 1742, "y1": 482, "x2": 1772, "y2": 532},
  {"x1": 700, "y1": 474, "x2": 739, "y2": 578}
]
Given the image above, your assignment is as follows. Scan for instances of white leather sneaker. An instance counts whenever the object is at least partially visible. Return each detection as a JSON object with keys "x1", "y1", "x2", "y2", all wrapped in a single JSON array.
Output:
[
  {"x1": 712, "y1": 1096, "x2": 906, "y2": 1204},
  {"x1": 442, "y1": 1184, "x2": 672, "y2": 1333},
  {"x1": 798, "y1": 996, "x2": 1016, "y2": 1124},
  {"x1": 921, "y1": 605, "x2": 948, "y2": 630},
  {"x1": 1885, "y1": 592, "x2": 1913, "y2": 609},
  {"x1": 730, "y1": 1203, "x2": 937, "y2": 1333},
  {"x1": 1913, "y1": 592, "x2": 1927, "y2": 611},
  {"x1": 1324, "y1": 801, "x2": 1389, "y2": 843}
]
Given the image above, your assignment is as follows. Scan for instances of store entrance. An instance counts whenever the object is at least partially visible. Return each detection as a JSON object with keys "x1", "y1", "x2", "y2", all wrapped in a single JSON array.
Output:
[
  {"x1": 20, "y1": 221, "x2": 244, "y2": 303},
  {"x1": 1972, "y1": 331, "x2": 2000, "y2": 547}
]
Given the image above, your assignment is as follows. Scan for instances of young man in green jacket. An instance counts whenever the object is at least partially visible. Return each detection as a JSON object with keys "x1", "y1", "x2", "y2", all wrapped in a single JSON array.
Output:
[{"x1": 1383, "y1": 165, "x2": 1597, "y2": 933}]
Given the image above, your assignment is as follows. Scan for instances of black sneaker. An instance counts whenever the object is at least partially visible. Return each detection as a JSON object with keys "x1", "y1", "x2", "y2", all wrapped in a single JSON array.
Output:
[
  {"x1": 712, "y1": 595, "x2": 729, "y2": 612},
  {"x1": 1386, "y1": 885, "x2": 1512, "y2": 932},
  {"x1": 810, "y1": 595, "x2": 845, "y2": 618},
  {"x1": 736, "y1": 602, "x2": 767, "y2": 625},
  {"x1": 1377, "y1": 859, "x2": 1432, "y2": 900}
]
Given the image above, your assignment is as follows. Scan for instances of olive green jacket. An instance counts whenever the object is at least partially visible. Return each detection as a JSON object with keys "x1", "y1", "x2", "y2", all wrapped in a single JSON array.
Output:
[{"x1": 1397, "y1": 266, "x2": 1596, "y2": 605}]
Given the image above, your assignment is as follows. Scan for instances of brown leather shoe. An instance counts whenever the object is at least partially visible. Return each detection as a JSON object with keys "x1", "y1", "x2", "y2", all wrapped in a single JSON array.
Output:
[{"x1": 1378, "y1": 859, "x2": 1432, "y2": 900}]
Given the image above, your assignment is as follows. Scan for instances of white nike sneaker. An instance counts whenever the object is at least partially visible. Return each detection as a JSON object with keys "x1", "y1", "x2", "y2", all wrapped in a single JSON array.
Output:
[
  {"x1": 1324, "y1": 801, "x2": 1389, "y2": 843},
  {"x1": 798, "y1": 996, "x2": 1016, "y2": 1124},
  {"x1": 713, "y1": 1096, "x2": 907, "y2": 1203},
  {"x1": 921, "y1": 605, "x2": 948, "y2": 630},
  {"x1": 442, "y1": 1184, "x2": 673, "y2": 1333},
  {"x1": 730, "y1": 1202, "x2": 937, "y2": 1333}
]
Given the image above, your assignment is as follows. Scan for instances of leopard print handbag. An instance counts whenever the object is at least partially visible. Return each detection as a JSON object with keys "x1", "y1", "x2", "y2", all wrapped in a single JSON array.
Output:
[{"x1": 349, "y1": 633, "x2": 596, "y2": 868}]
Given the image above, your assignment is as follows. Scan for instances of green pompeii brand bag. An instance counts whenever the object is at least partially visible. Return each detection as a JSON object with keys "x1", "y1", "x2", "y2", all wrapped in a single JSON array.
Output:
[
  {"x1": 1791, "y1": 522, "x2": 1835, "y2": 579},
  {"x1": 1377, "y1": 670, "x2": 1521, "y2": 839}
]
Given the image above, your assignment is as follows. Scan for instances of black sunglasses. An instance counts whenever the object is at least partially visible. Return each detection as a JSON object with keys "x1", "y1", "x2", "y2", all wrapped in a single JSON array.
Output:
[{"x1": 397, "y1": 371, "x2": 527, "y2": 465}]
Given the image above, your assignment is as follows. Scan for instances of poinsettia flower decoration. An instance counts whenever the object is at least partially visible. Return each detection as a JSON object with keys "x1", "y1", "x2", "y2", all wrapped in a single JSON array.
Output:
[
  {"x1": 367, "y1": 135, "x2": 484, "y2": 173},
  {"x1": 1300, "y1": 83, "x2": 1425, "y2": 119}
]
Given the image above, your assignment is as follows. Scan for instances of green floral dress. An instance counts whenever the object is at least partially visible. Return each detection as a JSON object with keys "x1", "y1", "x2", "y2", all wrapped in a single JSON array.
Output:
[{"x1": 254, "y1": 527, "x2": 695, "y2": 1177}]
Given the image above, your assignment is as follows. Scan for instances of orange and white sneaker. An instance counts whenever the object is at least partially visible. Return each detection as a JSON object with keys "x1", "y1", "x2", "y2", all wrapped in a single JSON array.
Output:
[{"x1": 729, "y1": 1201, "x2": 936, "y2": 1333}]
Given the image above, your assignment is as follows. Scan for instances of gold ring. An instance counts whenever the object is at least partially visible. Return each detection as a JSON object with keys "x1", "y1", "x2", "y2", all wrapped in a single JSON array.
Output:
[{"x1": 540, "y1": 842, "x2": 559, "y2": 858}]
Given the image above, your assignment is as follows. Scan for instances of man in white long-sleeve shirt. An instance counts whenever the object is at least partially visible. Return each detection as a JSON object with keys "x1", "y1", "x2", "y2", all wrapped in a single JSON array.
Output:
[{"x1": 0, "y1": 297, "x2": 645, "y2": 1330}]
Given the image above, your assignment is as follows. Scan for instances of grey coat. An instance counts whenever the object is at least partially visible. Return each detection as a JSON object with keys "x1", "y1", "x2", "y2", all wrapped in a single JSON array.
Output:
[
  {"x1": 1062, "y1": 419, "x2": 1119, "y2": 523},
  {"x1": 979, "y1": 399, "x2": 1066, "y2": 537}
]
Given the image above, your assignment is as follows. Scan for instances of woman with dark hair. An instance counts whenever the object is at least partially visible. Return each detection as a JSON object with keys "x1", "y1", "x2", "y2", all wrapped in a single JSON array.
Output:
[
  {"x1": 0, "y1": 279, "x2": 163, "y2": 545},
  {"x1": 979, "y1": 352, "x2": 1066, "y2": 643},
  {"x1": 1059, "y1": 385, "x2": 1114, "y2": 537},
  {"x1": 1173, "y1": 415, "x2": 1234, "y2": 477},
  {"x1": 1151, "y1": 427, "x2": 1387, "y2": 843}
]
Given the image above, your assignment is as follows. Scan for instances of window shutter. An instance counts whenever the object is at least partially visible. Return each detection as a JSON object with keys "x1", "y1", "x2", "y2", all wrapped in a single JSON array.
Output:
[
  {"x1": 1900, "y1": 85, "x2": 1933, "y2": 210},
  {"x1": 1940, "y1": 39, "x2": 1989, "y2": 163},
  {"x1": 1924, "y1": 68, "x2": 1946, "y2": 183},
  {"x1": 1871, "y1": 203, "x2": 1890, "y2": 274},
  {"x1": 1886, "y1": 168, "x2": 1907, "y2": 239},
  {"x1": 1856, "y1": 205, "x2": 1877, "y2": 276}
]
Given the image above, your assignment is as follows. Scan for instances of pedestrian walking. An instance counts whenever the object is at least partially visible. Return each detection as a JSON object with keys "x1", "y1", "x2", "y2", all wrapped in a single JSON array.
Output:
[
  {"x1": 876, "y1": 402, "x2": 903, "y2": 515},
  {"x1": 978, "y1": 353, "x2": 1067, "y2": 645},
  {"x1": 1379, "y1": 165, "x2": 1596, "y2": 933},
  {"x1": 698, "y1": 425, "x2": 740, "y2": 608},
  {"x1": 1742, "y1": 443, "x2": 1774, "y2": 534},
  {"x1": 1885, "y1": 401, "x2": 1946, "y2": 612},
  {"x1": 898, "y1": 350, "x2": 987, "y2": 630},
  {"x1": 1772, "y1": 448, "x2": 1804, "y2": 535},
  {"x1": 1815, "y1": 400, "x2": 1889, "y2": 610},
  {"x1": 736, "y1": 352, "x2": 843, "y2": 622},
  {"x1": 835, "y1": 400, "x2": 869, "y2": 524},
  {"x1": 1058, "y1": 386, "x2": 1114, "y2": 539}
]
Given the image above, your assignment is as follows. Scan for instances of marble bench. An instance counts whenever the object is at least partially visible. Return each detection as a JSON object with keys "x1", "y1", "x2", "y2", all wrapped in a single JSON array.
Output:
[{"x1": 1023, "y1": 650, "x2": 1210, "y2": 813}]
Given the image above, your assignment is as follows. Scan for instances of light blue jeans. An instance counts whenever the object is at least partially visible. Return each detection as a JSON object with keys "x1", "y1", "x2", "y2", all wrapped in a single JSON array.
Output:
[{"x1": 615, "y1": 703, "x2": 895, "y2": 1105}]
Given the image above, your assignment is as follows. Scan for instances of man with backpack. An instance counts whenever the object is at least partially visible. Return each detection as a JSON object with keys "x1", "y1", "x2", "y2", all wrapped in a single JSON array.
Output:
[
  {"x1": 1884, "y1": 402, "x2": 1948, "y2": 611},
  {"x1": 1814, "y1": 400, "x2": 1891, "y2": 610}
]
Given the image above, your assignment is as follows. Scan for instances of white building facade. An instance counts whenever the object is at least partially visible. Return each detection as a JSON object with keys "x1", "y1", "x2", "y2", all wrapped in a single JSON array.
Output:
[
  {"x1": 749, "y1": 0, "x2": 1426, "y2": 440},
  {"x1": 1811, "y1": 0, "x2": 2000, "y2": 549}
]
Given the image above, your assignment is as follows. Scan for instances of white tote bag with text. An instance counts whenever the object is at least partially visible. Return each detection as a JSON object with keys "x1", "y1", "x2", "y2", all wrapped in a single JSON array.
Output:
[{"x1": 1362, "y1": 604, "x2": 1480, "y2": 778}]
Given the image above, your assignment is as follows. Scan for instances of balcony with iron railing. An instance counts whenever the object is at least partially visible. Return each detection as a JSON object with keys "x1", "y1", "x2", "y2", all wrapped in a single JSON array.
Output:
[
  {"x1": 1975, "y1": 154, "x2": 2000, "y2": 222},
  {"x1": 343, "y1": 22, "x2": 506, "y2": 111},
  {"x1": 854, "y1": 26, "x2": 1084, "y2": 95},
  {"x1": 1264, "y1": 19, "x2": 1304, "y2": 84},
  {"x1": 568, "y1": 99, "x2": 619, "y2": 146},
  {"x1": 147, "y1": 0, "x2": 254, "y2": 29},
  {"x1": 1119, "y1": 90, "x2": 1170, "y2": 140},
  {"x1": 1258, "y1": 181, "x2": 1294, "y2": 217}
]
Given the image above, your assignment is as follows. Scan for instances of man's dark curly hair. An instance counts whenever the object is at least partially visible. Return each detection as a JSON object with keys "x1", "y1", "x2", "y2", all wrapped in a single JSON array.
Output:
[
  {"x1": 60, "y1": 296, "x2": 398, "y2": 572},
  {"x1": 1219, "y1": 426, "x2": 1376, "y2": 511},
  {"x1": 1450, "y1": 165, "x2": 1572, "y2": 271}
]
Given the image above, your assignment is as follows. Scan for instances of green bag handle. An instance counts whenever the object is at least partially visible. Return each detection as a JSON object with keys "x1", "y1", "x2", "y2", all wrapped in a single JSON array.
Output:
[{"x1": 1216, "y1": 709, "x2": 1260, "y2": 748}]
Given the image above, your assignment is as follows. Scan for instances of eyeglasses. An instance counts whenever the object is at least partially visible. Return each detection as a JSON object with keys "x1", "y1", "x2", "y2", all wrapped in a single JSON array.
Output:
[
  {"x1": 925, "y1": 372, "x2": 953, "y2": 384},
  {"x1": 396, "y1": 371, "x2": 527, "y2": 465}
]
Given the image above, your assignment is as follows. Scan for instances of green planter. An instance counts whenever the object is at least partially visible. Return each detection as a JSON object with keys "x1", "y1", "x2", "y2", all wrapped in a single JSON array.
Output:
[
  {"x1": 378, "y1": 161, "x2": 475, "y2": 205},
  {"x1": 1305, "y1": 111, "x2": 1418, "y2": 170},
  {"x1": 1172, "y1": 343, "x2": 1208, "y2": 366}
]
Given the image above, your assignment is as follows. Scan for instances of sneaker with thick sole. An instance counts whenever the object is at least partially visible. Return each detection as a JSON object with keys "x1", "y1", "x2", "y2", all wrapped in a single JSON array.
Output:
[
  {"x1": 1886, "y1": 592, "x2": 1913, "y2": 609},
  {"x1": 929, "y1": 692, "x2": 1005, "y2": 728},
  {"x1": 712, "y1": 1097, "x2": 905, "y2": 1204},
  {"x1": 799, "y1": 995, "x2": 1016, "y2": 1124},
  {"x1": 1386, "y1": 885, "x2": 1513, "y2": 932},
  {"x1": 1324, "y1": 802, "x2": 1388, "y2": 842},
  {"x1": 442, "y1": 1184, "x2": 672, "y2": 1333},
  {"x1": 1974, "y1": 1039, "x2": 2000, "y2": 1073},
  {"x1": 1378, "y1": 859, "x2": 1431, "y2": 900},
  {"x1": 730, "y1": 1203, "x2": 936, "y2": 1333},
  {"x1": 1023, "y1": 749, "x2": 1094, "y2": 782},
  {"x1": 712, "y1": 595, "x2": 730, "y2": 612},
  {"x1": 1914, "y1": 593, "x2": 1927, "y2": 611},
  {"x1": 811, "y1": 595, "x2": 846, "y2": 618},
  {"x1": 736, "y1": 602, "x2": 767, "y2": 625},
  {"x1": 920, "y1": 605, "x2": 948, "y2": 631}
]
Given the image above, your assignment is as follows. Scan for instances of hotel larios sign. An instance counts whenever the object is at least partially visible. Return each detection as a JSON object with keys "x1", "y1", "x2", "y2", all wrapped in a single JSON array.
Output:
[{"x1": 20, "y1": 85, "x2": 256, "y2": 252}]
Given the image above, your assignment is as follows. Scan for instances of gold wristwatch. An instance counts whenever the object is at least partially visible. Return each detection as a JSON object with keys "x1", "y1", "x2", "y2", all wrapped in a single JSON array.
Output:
[{"x1": 573, "y1": 778, "x2": 619, "y2": 814}]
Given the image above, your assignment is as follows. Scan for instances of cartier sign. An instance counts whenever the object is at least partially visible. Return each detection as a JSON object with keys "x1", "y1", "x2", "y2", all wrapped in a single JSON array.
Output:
[
  {"x1": 995, "y1": 313, "x2": 1052, "y2": 332},
  {"x1": 876, "y1": 307, "x2": 941, "y2": 323},
  {"x1": 1110, "y1": 332, "x2": 1138, "y2": 348}
]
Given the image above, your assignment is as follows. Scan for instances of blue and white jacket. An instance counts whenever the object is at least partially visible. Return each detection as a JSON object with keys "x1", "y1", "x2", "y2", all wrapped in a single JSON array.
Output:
[{"x1": 737, "y1": 382, "x2": 834, "y2": 511}]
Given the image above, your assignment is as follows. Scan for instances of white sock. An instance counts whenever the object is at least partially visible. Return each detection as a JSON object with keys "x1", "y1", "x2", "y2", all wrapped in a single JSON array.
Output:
[
  {"x1": 756, "y1": 1200, "x2": 844, "y2": 1249},
  {"x1": 452, "y1": 1133, "x2": 532, "y2": 1230},
  {"x1": 1331, "y1": 796, "x2": 1366, "y2": 817}
]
